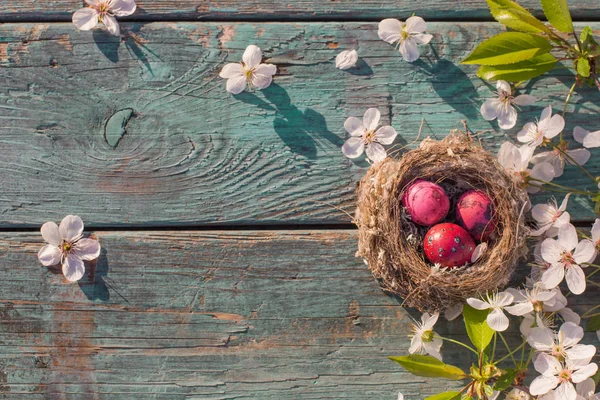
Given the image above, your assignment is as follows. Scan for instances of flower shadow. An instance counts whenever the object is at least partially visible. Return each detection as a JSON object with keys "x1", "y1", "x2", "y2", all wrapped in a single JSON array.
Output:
[
  {"x1": 346, "y1": 58, "x2": 374, "y2": 76},
  {"x1": 78, "y1": 247, "x2": 111, "y2": 302},
  {"x1": 236, "y1": 83, "x2": 343, "y2": 159},
  {"x1": 93, "y1": 28, "x2": 121, "y2": 63}
]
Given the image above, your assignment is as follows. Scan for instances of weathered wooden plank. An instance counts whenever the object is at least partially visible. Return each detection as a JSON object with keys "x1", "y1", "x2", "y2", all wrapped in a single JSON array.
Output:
[
  {"x1": 0, "y1": 22, "x2": 599, "y2": 227},
  {"x1": 0, "y1": 230, "x2": 457, "y2": 399},
  {"x1": 2, "y1": 230, "x2": 596, "y2": 399},
  {"x1": 0, "y1": 0, "x2": 599, "y2": 22}
]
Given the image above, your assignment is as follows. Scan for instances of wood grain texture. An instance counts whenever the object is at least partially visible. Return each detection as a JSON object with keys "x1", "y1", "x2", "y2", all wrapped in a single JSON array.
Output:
[
  {"x1": 0, "y1": 230, "x2": 470, "y2": 399},
  {"x1": 1, "y1": 0, "x2": 599, "y2": 22},
  {"x1": 1, "y1": 22, "x2": 599, "y2": 228}
]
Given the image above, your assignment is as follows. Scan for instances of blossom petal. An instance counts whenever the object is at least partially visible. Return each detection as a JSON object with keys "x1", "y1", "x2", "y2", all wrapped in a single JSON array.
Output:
[
  {"x1": 480, "y1": 98, "x2": 501, "y2": 121},
  {"x1": 466, "y1": 298, "x2": 491, "y2": 310},
  {"x1": 593, "y1": 218, "x2": 600, "y2": 243},
  {"x1": 497, "y1": 141, "x2": 520, "y2": 170},
  {"x1": 487, "y1": 308, "x2": 509, "y2": 331},
  {"x1": 342, "y1": 137, "x2": 365, "y2": 159},
  {"x1": 85, "y1": 0, "x2": 100, "y2": 5},
  {"x1": 583, "y1": 131, "x2": 600, "y2": 148},
  {"x1": 335, "y1": 49, "x2": 358, "y2": 70},
  {"x1": 59, "y1": 215, "x2": 84, "y2": 243},
  {"x1": 540, "y1": 105, "x2": 553, "y2": 122},
  {"x1": 497, "y1": 104, "x2": 518, "y2": 130},
  {"x1": 573, "y1": 126, "x2": 589, "y2": 143},
  {"x1": 103, "y1": 14, "x2": 120, "y2": 36},
  {"x1": 226, "y1": 75, "x2": 247, "y2": 94},
  {"x1": 110, "y1": 0, "x2": 137, "y2": 16},
  {"x1": 408, "y1": 335, "x2": 421, "y2": 354},
  {"x1": 505, "y1": 301, "x2": 533, "y2": 316},
  {"x1": 560, "y1": 308, "x2": 581, "y2": 325},
  {"x1": 559, "y1": 224, "x2": 579, "y2": 252},
  {"x1": 62, "y1": 254, "x2": 85, "y2": 282},
  {"x1": 527, "y1": 326, "x2": 555, "y2": 351},
  {"x1": 567, "y1": 344, "x2": 596, "y2": 367},
  {"x1": 254, "y1": 63, "x2": 276, "y2": 76},
  {"x1": 575, "y1": 378, "x2": 595, "y2": 398},
  {"x1": 542, "y1": 114, "x2": 565, "y2": 139},
  {"x1": 541, "y1": 238, "x2": 563, "y2": 264},
  {"x1": 496, "y1": 291, "x2": 514, "y2": 306},
  {"x1": 421, "y1": 312, "x2": 439, "y2": 330},
  {"x1": 219, "y1": 63, "x2": 244, "y2": 79},
  {"x1": 38, "y1": 245, "x2": 61, "y2": 266},
  {"x1": 444, "y1": 304, "x2": 462, "y2": 321},
  {"x1": 242, "y1": 45, "x2": 262, "y2": 69},
  {"x1": 72, "y1": 8, "x2": 99, "y2": 31},
  {"x1": 535, "y1": 353, "x2": 563, "y2": 376},
  {"x1": 405, "y1": 16, "x2": 427, "y2": 33},
  {"x1": 73, "y1": 238, "x2": 101, "y2": 261},
  {"x1": 565, "y1": 264, "x2": 586, "y2": 295},
  {"x1": 530, "y1": 375, "x2": 559, "y2": 395},
  {"x1": 541, "y1": 264, "x2": 565, "y2": 289},
  {"x1": 378, "y1": 18, "x2": 402, "y2": 44},
  {"x1": 374, "y1": 126, "x2": 397, "y2": 145},
  {"x1": 344, "y1": 117, "x2": 364, "y2": 136},
  {"x1": 399, "y1": 38, "x2": 420, "y2": 62},
  {"x1": 529, "y1": 162, "x2": 555, "y2": 190},
  {"x1": 411, "y1": 33, "x2": 432, "y2": 45},
  {"x1": 532, "y1": 203, "x2": 553, "y2": 225},
  {"x1": 41, "y1": 221, "x2": 61, "y2": 246},
  {"x1": 496, "y1": 80, "x2": 511, "y2": 94},
  {"x1": 365, "y1": 142, "x2": 386, "y2": 163},
  {"x1": 251, "y1": 71, "x2": 273, "y2": 90},
  {"x1": 554, "y1": 381, "x2": 577, "y2": 400},
  {"x1": 572, "y1": 363, "x2": 598, "y2": 383},
  {"x1": 363, "y1": 108, "x2": 381, "y2": 131},
  {"x1": 573, "y1": 239, "x2": 596, "y2": 264},
  {"x1": 513, "y1": 94, "x2": 536, "y2": 106},
  {"x1": 517, "y1": 122, "x2": 537, "y2": 144},
  {"x1": 559, "y1": 322, "x2": 583, "y2": 347},
  {"x1": 567, "y1": 148, "x2": 591, "y2": 167},
  {"x1": 423, "y1": 339, "x2": 443, "y2": 361}
]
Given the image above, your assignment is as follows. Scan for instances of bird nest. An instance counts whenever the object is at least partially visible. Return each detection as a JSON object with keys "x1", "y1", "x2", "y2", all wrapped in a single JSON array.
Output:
[{"x1": 355, "y1": 133, "x2": 530, "y2": 312}]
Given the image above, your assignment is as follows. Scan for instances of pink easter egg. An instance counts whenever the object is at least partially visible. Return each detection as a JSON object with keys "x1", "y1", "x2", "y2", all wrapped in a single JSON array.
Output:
[
  {"x1": 423, "y1": 223, "x2": 476, "y2": 268},
  {"x1": 401, "y1": 179, "x2": 450, "y2": 226},
  {"x1": 456, "y1": 190, "x2": 497, "y2": 241}
]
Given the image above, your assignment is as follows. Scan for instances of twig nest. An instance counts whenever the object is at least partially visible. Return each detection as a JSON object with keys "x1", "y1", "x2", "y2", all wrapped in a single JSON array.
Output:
[{"x1": 355, "y1": 133, "x2": 530, "y2": 312}]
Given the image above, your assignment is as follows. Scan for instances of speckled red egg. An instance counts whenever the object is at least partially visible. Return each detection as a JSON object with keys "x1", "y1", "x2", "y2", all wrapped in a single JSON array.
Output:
[
  {"x1": 401, "y1": 180, "x2": 450, "y2": 226},
  {"x1": 424, "y1": 223, "x2": 476, "y2": 268},
  {"x1": 456, "y1": 190, "x2": 497, "y2": 242}
]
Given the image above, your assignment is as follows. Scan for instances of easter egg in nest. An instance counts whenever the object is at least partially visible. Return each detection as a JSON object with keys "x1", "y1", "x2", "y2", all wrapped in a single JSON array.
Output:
[
  {"x1": 424, "y1": 223, "x2": 476, "y2": 268},
  {"x1": 401, "y1": 179, "x2": 450, "y2": 226},
  {"x1": 456, "y1": 190, "x2": 497, "y2": 241}
]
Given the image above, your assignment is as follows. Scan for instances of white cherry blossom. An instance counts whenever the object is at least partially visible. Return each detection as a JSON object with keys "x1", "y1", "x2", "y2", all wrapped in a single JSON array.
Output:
[
  {"x1": 497, "y1": 141, "x2": 555, "y2": 194},
  {"x1": 540, "y1": 224, "x2": 597, "y2": 294},
  {"x1": 530, "y1": 353, "x2": 597, "y2": 399},
  {"x1": 574, "y1": 126, "x2": 600, "y2": 149},
  {"x1": 531, "y1": 194, "x2": 572, "y2": 236},
  {"x1": 38, "y1": 215, "x2": 101, "y2": 282},
  {"x1": 576, "y1": 378, "x2": 600, "y2": 400},
  {"x1": 398, "y1": 393, "x2": 404, "y2": 400},
  {"x1": 342, "y1": 108, "x2": 397, "y2": 163},
  {"x1": 517, "y1": 106, "x2": 565, "y2": 147},
  {"x1": 409, "y1": 312, "x2": 443, "y2": 361},
  {"x1": 466, "y1": 291, "x2": 514, "y2": 331},
  {"x1": 505, "y1": 285, "x2": 557, "y2": 316},
  {"x1": 72, "y1": 0, "x2": 136, "y2": 36},
  {"x1": 219, "y1": 45, "x2": 276, "y2": 94},
  {"x1": 531, "y1": 145, "x2": 590, "y2": 178},
  {"x1": 521, "y1": 312, "x2": 556, "y2": 338},
  {"x1": 480, "y1": 80, "x2": 535, "y2": 130},
  {"x1": 444, "y1": 303, "x2": 463, "y2": 321},
  {"x1": 528, "y1": 322, "x2": 596, "y2": 368},
  {"x1": 378, "y1": 16, "x2": 432, "y2": 62},
  {"x1": 335, "y1": 49, "x2": 359, "y2": 70}
]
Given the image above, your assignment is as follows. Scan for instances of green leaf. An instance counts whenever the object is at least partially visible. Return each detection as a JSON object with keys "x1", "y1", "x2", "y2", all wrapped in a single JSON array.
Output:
[
  {"x1": 592, "y1": 368, "x2": 600, "y2": 386},
  {"x1": 493, "y1": 369, "x2": 517, "y2": 391},
  {"x1": 463, "y1": 304, "x2": 494, "y2": 352},
  {"x1": 580, "y1": 26, "x2": 600, "y2": 55},
  {"x1": 425, "y1": 392, "x2": 462, "y2": 400},
  {"x1": 462, "y1": 32, "x2": 552, "y2": 65},
  {"x1": 586, "y1": 315, "x2": 600, "y2": 332},
  {"x1": 540, "y1": 0, "x2": 573, "y2": 33},
  {"x1": 487, "y1": 0, "x2": 551, "y2": 34},
  {"x1": 388, "y1": 355, "x2": 466, "y2": 380},
  {"x1": 577, "y1": 58, "x2": 591, "y2": 77},
  {"x1": 477, "y1": 53, "x2": 558, "y2": 82}
]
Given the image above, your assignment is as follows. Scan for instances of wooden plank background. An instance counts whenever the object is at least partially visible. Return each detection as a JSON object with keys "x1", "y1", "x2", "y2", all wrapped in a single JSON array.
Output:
[{"x1": 0, "y1": 1, "x2": 599, "y2": 399}]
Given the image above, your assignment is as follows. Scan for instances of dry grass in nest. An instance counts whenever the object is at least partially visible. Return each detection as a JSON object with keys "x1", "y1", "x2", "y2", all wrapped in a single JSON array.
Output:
[{"x1": 355, "y1": 133, "x2": 530, "y2": 312}]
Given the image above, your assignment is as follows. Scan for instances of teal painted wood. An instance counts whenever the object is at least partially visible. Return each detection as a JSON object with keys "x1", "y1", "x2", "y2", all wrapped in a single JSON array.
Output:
[
  {"x1": 1, "y1": 0, "x2": 599, "y2": 21},
  {"x1": 1, "y1": 230, "x2": 595, "y2": 399},
  {"x1": 0, "y1": 230, "x2": 470, "y2": 399},
  {"x1": 0, "y1": 22, "x2": 599, "y2": 228}
]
